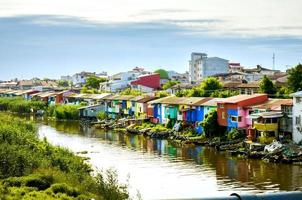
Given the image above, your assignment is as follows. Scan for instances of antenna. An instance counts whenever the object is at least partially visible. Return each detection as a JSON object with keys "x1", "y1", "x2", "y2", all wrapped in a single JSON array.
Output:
[{"x1": 272, "y1": 53, "x2": 275, "y2": 70}]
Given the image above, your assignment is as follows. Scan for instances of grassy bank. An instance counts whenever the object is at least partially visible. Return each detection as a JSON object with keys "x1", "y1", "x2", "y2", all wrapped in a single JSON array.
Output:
[
  {"x1": 0, "y1": 97, "x2": 81, "y2": 120},
  {"x1": 0, "y1": 97, "x2": 46, "y2": 113},
  {"x1": 0, "y1": 113, "x2": 129, "y2": 200}
]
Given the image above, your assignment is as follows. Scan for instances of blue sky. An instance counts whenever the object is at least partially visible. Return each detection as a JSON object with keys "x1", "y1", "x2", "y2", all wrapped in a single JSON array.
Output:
[{"x1": 0, "y1": 0, "x2": 301, "y2": 80}]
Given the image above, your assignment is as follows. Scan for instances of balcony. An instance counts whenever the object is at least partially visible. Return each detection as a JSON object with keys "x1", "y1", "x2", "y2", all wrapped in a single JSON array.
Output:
[{"x1": 253, "y1": 122, "x2": 278, "y2": 132}]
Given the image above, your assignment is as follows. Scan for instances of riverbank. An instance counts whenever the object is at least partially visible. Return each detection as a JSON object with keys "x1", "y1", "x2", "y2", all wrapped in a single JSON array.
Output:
[
  {"x1": 0, "y1": 113, "x2": 129, "y2": 200},
  {"x1": 91, "y1": 119, "x2": 302, "y2": 165}
]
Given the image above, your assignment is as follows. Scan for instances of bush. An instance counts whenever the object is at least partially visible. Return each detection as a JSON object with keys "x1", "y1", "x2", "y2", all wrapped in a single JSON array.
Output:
[
  {"x1": 49, "y1": 104, "x2": 80, "y2": 120},
  {"x1": 0, "y1": 113, "x2": 129, "y2": 199},
  {"x1": 97, "y1": 111, "x2": 107, "y2": 120},
  {"x1": 0, "y1": 97, "x2": 46, "y2": 113},
  {"x1": 227, "y1": 128, "x2": 244, "y2": 140},
  {"x1": 50, "y1": 183, "x2": 79, "y2": 197}
]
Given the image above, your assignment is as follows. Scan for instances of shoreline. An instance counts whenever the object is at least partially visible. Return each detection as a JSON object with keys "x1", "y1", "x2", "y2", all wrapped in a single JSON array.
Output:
[{"x1": 90, "y1": 118, "x2": 302, "y2": 165}]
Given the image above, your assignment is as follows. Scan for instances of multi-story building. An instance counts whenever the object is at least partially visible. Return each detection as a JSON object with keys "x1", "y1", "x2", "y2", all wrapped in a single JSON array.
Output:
[
  {"x1": 291, "y1": 91, "x2": 302, "y2": 143},
  {"x1": 189, "y1": 52, "x2": 229, "y2": 83}
]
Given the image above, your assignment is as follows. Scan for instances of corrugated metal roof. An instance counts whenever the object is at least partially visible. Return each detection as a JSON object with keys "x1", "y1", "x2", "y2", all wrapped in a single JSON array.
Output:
[
  {"x1": 91, "y1": 93, "x2": 112, "y2": 100},
  {"x1": 104, "y1": 95, "x2": 136, "y2": 101},
  {"x1": 248, "y1": 99, "x2": 293, "y2": 110},
  {"x1": 200, "y1": 98, "x2": 225, "y2": 106},
  {"x1": 137, "y1": 96, "x2": 157, "y2": 103},
  {"x1": 148, "y1": 96, "x2": 212, "y2": 106},
  {"x1": 219, "y1": 94, "x2": 267, "y2": 104}
]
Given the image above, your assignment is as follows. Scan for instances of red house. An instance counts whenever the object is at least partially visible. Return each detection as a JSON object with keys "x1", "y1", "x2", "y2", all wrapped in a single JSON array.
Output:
[
  {"x1": 217, "y1": 94, "x2": 268, "y2": 130},
  {"x1": 131, "y1": 73, "x2": 160, "y2": 92}
]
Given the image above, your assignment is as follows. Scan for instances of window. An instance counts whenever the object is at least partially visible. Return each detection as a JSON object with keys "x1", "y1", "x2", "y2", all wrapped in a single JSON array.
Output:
[
  {"x1": 238, "y1": 116, "x2": 242, "y2": 122},
  {"x1": 231, "y1": 116, "x2": 237, "y2": 122},
  {"x1": 220, "y1": 104, "x2": 224, "y2": 108},
  {"x1": 296, "y1": 97, "x2": 301, "y2": 103},
  {"x1": 222, "y1": 112, "x2": 226, "y2": 119},
  {"x1": 296, "y1": 116, "x2": 301, "y2": 125}
]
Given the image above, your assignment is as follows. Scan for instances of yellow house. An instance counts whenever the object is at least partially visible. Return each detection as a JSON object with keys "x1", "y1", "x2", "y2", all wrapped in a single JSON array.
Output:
[
  {"x1": 251, "y1": 111, "x2": 283, "y2": 144},
  {"x1": 132, "y1": 96, "x2": 157, "y2": 119}
]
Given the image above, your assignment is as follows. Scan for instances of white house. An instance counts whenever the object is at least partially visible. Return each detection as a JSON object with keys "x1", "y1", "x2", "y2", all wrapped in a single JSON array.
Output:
[
  {"x1": 189, "y1": 52, "x2": 229, "y2": 83},
  {"x1": 291, "y1": 91, "x2": 302, "y2": 143},
  {"x1": 100, "y1": 68, "x2": 152, "y2": 92}
]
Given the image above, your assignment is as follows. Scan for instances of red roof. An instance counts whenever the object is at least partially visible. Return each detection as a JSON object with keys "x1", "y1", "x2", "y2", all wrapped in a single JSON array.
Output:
[
  {"x1": 219, "y1": 94, "x2": 268, "y2": 104},
  {"x1": 131, "y1": 73, "x2": 160, "y2": 89}
]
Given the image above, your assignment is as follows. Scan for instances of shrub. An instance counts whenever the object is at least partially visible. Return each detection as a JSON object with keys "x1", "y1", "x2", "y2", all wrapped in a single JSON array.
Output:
[
  {"x1": 97, "y1": 111, "x2": 107, "y2": 120},
  {"x1": 50, "y1": 183, "x2": 79, "y2": 197}
]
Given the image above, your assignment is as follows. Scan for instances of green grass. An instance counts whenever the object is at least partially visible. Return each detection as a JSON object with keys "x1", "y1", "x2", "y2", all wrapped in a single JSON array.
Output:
[
  {"x1": 0, "y1": 97, "x2": 46, "y2": 113},
  {"x1": 0, "y1": 114, "x2": 129, "y2": 200}
]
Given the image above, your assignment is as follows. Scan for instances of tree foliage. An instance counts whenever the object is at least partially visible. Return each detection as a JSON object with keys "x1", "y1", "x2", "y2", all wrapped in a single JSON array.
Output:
[
  {"x1": 176, "y1": 77, "x2": 229, "y2": 97},
  {"x1": 287, "y1": 63, "x2": 302, "y2": 92},
  {"x1": 199, "y1": 77, "x2": 223, "y2": 97},
  {"x1": 57, "y1": 80, "x2": 70, "y2": 88},
  {"x1": 85, "y1": 76, "x2": 107, "y2": 89},
  {"x1": 119, "y1": 88, "x2": 142, "y2": 96},
  {"x1": 0, "y1": 114, "x2": 129, "y2": 200},
  {"x1": 200, "y1": 110, "x2": 223, "y2": 138},
  {"x1": 259, "y1": 75, "x2": 277, "y2": 95},
  {"x1": 154, "y1": 69, "x2": 169, "y2": 79},
  {"x1": 155, "y1": 90, "x2": 169, "y2": 98},
  {"x1": 162, "y1": 80, "x2": 179, "y2": 90},
  {"x1": 0, "y1": 97, "x2": 46, "y2": 113}
]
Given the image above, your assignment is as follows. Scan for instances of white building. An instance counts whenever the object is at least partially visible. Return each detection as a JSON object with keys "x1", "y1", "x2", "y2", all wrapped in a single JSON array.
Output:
[
  {"x1": 100, "y1": 68, "x2": 151, "y2": 92},
  {"x1": 291, "y1": 91, "x2": 302, "y2": 143},
  {"x1": 189, "y1": 52, "x2": 229, "y2": 83}
]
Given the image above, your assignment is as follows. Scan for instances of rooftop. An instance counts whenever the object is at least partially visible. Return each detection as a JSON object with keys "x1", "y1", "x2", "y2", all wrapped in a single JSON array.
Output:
[
  {"x1": 219, "y1": 94, "x2": 267, "y2": 104},
  {"x1": 247, "y1": 99, "x2": 293, "y2": 110}
]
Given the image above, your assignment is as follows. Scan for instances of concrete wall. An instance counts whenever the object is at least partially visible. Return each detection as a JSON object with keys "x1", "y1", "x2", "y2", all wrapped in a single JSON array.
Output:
[{"x1": 293, "y1": 96, "x2": 302, "y2": 143}]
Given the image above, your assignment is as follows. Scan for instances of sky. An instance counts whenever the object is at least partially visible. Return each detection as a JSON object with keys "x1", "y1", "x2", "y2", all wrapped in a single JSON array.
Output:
[{"x1": 0, "y1": 0, "x2": 301, "y2": 80}]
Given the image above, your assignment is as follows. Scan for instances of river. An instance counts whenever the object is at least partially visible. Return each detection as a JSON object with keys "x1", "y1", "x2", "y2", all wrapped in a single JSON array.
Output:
[{"x1": 35, "y1": 119, "x2": 302, "y2": 200}]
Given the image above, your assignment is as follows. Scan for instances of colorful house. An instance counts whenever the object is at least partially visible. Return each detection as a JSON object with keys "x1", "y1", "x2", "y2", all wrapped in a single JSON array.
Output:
[
  {"x1": 103, "y1": 95, "x2": 136, "y2": 119},
  {"x1": 147, "y1": 96, "x2": 213, "y2": 126},
  {"x1": 132, "y1": 96, "x2": 157, "y2": 119},
  {"x1": 246, "y1": 99, "x2": 293, "y2": 143},
  {"x1": 217, "y1": 94, "x2": 268, "y2": 132}
]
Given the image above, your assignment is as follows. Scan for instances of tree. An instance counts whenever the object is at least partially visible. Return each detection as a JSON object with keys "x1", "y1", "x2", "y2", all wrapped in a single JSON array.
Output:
[
  {"x1": 162, "y1": 80, "x2": 179, "y2": 90},
  {"x1": 199, "y1": 77, "x2": 222, "y2": 97},
  {"x1": 155, "y1": 90, "x2": 169, "y2": 98},
  {"x1": 119, "y1": 88, "x2": 141, "y2": 96},
  {"x1": 154, "y1": 69, "x2": 169, "y2": 79},
  {"x1": 210, "y1": 90, "x2": 239, "y2": 98},
  {"x1": 57, "y1": 80, "x2": 70, "y2": 87},
  {"x1": 201, "y1": 110, "x2": 224, "y2": 138},
  {"x1": 259, "y1": 75, "x2": 277, "y2": 96},
  {"x1": 287, "y1": 63, "x2": 302, "y2": 92},
  {"x1": 85, "y1": 76, "x2": 107, "y2": 89}
]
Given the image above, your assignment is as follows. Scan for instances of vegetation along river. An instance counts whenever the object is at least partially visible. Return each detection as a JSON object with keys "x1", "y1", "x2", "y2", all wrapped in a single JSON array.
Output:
[{"x1": 34, "y1": 118, "x2": 302, "y2": 200}]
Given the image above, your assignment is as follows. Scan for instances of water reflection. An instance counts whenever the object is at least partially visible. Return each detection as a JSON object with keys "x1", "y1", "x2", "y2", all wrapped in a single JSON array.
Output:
[{"x1": 31, "y1": 117, "x2": 302, "y2": 199}]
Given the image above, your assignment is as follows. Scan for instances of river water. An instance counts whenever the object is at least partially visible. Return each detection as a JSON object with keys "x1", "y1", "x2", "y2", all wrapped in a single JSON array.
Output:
[{"x1": 36, "y1": 119, "x2": 302, "y2": 200}]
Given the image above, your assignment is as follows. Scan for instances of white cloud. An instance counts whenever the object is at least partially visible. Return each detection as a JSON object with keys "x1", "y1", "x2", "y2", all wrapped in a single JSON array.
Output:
[{"x1": 0, "y1": 0, "x2": 301, "y2": 37}]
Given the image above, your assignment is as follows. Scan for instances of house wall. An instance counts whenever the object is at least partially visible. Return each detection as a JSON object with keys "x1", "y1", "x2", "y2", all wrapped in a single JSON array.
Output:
[
  {"x1": 293, "y1": 96, "x2": 302, "y2": 143},
  {"x1": 203, "y1": 106, "x2": 216, "y2": 118}
]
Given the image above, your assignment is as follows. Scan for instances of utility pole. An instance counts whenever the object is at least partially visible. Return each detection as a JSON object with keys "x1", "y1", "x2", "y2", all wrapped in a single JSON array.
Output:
[{"x1": 272, "y1": 53, "x2": 275, "y2": 70}]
